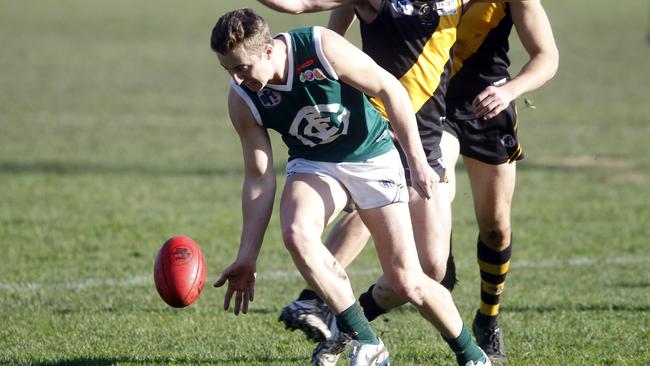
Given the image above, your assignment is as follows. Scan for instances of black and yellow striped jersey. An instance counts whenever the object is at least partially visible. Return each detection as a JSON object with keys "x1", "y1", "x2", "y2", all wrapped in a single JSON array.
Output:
[
  {"x1": 446, "y1": 3, "x2": 513, "y2": 119},
  {"x1": 358, "y1": 0, "x2": 463, "y2": 129}
]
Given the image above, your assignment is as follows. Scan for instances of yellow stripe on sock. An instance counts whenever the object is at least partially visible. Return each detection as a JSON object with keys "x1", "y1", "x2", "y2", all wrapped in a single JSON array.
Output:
[
  {"x1": 480, "y1": 301, "x2": 500, "y2": 316},
  {"x1": 477, "y1": 259, "x2": 510, "y2": 275},
  {"x1": 481, "y1": 280, "x2": 505, "y2": 296}
]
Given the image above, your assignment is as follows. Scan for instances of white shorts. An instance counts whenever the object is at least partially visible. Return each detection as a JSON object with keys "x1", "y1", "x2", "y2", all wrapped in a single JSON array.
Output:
[{"x1": 285, "y1": 148, "x2": 408, "y2": 210}]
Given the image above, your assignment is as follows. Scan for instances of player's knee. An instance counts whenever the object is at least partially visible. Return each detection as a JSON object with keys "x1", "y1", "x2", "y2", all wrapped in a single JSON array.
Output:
[
  {"x1": 281, "y1": 224, "x2": 311, "y2": 255},
  {"x1": 479, "y1": 220, "x2": 511, "y2": 249},
  {"x1": 387, "y1": 275, "x2": 426, "y2": 306},
  {"x1": 420, "y1": 259, "x2": 447, "y2": 283}
]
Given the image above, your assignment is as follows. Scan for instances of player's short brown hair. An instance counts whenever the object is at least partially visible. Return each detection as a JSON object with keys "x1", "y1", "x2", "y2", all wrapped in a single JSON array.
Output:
[{"x1": 210, "y1": 8, "x2": 272, "y2": 55}]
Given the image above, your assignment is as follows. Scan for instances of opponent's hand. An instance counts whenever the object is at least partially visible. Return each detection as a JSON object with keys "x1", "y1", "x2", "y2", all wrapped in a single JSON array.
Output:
[
  {"x1": 408, "y1": 161, "x2": 439, "y2": 200},
  {"x1": 214, "y1": 260, "x2": 256, "y2": 315},
  {"x1": 473, "y1": 85, "x2": 514, "y2": 120}
]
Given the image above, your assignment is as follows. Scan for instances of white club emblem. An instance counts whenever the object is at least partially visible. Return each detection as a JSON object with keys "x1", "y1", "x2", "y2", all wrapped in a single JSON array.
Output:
[{"x1": 289, "y1": 104, "x2": 350, "y2": 147}]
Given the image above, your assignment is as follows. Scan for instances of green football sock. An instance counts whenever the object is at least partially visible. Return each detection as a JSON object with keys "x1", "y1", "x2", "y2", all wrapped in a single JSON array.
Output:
[
  {"x1": 443, "y1": 324, "x2": 486, "y2": 365},
  {"x1": 336, "y1": 302, "x2": 379, "y2": 345}
]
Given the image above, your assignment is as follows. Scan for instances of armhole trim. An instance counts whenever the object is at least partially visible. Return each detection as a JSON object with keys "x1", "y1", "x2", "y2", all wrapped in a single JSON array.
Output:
[
  {"x1": 313, "y1": 26, "x2": 338, "y2": 80},
  {"x1": 230, "y1": 80, "x2": 263, "y2": 126}
]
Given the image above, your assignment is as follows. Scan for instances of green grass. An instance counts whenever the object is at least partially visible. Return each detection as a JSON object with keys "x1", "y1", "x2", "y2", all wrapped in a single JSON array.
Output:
[{"x1": 1, "y1": 0, "x2": 649, "y2": 365}]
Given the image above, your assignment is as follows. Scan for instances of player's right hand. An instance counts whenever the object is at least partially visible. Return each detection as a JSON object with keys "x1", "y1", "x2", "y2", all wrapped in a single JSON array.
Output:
[{"x1": 214, "y1": 260, "x2": 256, "y2": 315}]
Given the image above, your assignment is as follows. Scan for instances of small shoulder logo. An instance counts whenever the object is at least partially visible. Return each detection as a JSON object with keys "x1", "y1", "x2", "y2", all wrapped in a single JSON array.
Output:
[
  {"x1": 257, "y1": 89, "x2": 281, "y2": 108},
  {"x1": 296, "y1": 58, "x2": 316, "y2": 74},
  {"x1": 300, "y1": 68, "x2": 326, "y2": 83}
]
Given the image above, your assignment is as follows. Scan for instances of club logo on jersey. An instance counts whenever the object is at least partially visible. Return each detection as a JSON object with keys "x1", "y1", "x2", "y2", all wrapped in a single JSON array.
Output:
[
  {"x1": 257, "y1": 89, "x2": 281, "y2": 108},
  {"x1": 392, "y1": 0, "x2": 416, "y2": 15},
  {"x1": 501, "y1": 134, "x2": 517, "y2": 148},
  {"x1": 289, "y1": 103, "x2": 350, "y2": 147},
  {"x1": 299, "y1": 68, "x2": 326, "y2": 83},
  {"x1": 434, "y1": 0, "x2": 457, "y2": 16},
  {"x1": 392, "y1": 0, "x2": 457, "y2": 17}
]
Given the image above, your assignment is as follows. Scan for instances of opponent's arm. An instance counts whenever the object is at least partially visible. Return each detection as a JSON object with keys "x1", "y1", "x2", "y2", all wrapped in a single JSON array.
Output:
[
  {"x1": 327, "y1": 4, "x2": 356, "y2": 35},
  {"x1": 214, "y1": 88, "x2": 277, "y2": 315},
  {"x1": 320, "y1": 27, "x2": 437, "y2": 199},
  {"x1": 257, "y1": 0, "x2": 359, "y2": 13},
  {"x1": 473, "y1": 0, "x2": 559, "y2": 119}
]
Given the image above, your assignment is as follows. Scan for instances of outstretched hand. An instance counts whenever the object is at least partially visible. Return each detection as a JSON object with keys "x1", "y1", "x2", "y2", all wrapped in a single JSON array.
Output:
[{"x1": 214, "y1": 261, "x2": 256, "y2": 315}]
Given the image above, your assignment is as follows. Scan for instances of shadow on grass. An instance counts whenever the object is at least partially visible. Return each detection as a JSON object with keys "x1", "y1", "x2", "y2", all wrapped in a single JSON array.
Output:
[
  {"x1": 506, "y1": 303, "x2": 650, "y2": 313},
  {"x1": 0, "y1": 160, "x2": 242, "y2": 177},
  {"x1": 29, "y1": 354, "x2": 306, "y2": 366},
  {"x1": 387, "y1": 302, "x2": 650, "y2": 316},
  {"x1": 0, "y1": 160, "x2": 289, "y2": 178},
  {"x1": 49, "y1": 306, "x2": 282, "y2": 316}
]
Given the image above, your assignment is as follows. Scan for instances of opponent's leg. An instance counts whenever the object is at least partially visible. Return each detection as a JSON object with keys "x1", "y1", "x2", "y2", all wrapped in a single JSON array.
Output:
[{"x1": 464, "y1": 157, "x2": 516, "y2": 363}]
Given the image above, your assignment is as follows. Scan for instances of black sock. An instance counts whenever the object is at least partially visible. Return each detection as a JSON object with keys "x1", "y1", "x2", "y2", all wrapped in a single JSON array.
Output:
[
  {"x1": 358, "y1": 284, "x2": 387, "y2": 322},
  {"x1": 297, "y1": 289, "x2": 322, "y2": 303},
  {"x1": 440, "y1": 235, "x2": 458, "y2": 291}
]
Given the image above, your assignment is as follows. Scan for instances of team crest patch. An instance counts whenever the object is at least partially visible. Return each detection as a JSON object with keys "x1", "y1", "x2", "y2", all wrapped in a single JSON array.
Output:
[
  {"x1": 299, "y1": 68, "x2": 326, "y2": 83},
  {"x1": 289, "y1": 103, "x2": 350, "y2": 146},
  {"x1": 257, "y1": 89, "x2": 281, "y2": 108}
]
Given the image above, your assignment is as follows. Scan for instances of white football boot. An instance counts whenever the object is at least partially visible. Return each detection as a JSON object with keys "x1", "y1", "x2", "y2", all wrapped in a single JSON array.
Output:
[
  {"x1": 463, "y1": 348, "x2": 492, "y2": 366},
  {"x1": 349, "y1": 338, "x2": 390, "y2": 366}
]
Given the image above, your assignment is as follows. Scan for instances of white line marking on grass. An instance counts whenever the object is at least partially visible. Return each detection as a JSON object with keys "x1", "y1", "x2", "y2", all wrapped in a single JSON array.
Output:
[{"x1": 1, "y1": 255, "x2": 648, "y2": 292}]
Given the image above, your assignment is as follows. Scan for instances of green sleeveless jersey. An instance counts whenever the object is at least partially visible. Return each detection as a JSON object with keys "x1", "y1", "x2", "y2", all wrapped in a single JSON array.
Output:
[{"x1": 231, "y1": 26, "x2": 394, "y2": 162}]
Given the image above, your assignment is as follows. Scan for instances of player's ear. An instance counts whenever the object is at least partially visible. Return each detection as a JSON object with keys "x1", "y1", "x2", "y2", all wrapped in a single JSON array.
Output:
[{"x1": 263, "y1": 43, "x2": 273, "y2": 60}]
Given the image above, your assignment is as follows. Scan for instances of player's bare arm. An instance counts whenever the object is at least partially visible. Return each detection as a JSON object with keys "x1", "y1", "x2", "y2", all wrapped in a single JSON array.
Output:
[
  {"x1": 327, "y1": 4, "x2": 356, "y2": 35},
  {"x1": 473, "y1": 0, "x2": 559, "y2": 119},
  {"x1": 257, "y1": 0, "x2": 371, "y2": 13},
  {"x1": 213, "y1": 88, "x2": 277, "y2": 315},
  {"x1": 319, "y1": 27, "x2": 437, "y2": 199}
]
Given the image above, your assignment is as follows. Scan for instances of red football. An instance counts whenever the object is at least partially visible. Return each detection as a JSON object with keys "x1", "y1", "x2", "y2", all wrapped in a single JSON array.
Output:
[{"x1": 154, "y1": 235, "x2": 206, "y2": 308}]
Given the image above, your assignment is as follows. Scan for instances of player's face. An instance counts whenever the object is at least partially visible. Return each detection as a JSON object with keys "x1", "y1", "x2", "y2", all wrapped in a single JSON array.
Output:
[{"x1": 218, "y1": 44, "x2": 273, "y2": 92}]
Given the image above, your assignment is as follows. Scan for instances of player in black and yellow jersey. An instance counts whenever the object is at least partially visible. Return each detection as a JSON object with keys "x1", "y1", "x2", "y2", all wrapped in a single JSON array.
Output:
[
  {"x1": 258, "y1": 0, "x2": 549, "y2": 365},
  {"x1": 440, "y1": 1, "x2": 558, "y2": 362}
]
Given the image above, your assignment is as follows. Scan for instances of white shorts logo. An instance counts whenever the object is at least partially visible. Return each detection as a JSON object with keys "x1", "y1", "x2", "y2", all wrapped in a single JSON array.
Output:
[{"x1": 289, "y1": 104, "x2": 350, "y2": 147}]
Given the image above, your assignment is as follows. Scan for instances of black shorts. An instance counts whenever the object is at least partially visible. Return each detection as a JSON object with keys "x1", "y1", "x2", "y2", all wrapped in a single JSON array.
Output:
[
  {"x1": 443, "y1": 102, "x2": 524, "y2": 165},
  {"x1": 394, "y1": 123, "x2": 448, "y2": 185}
]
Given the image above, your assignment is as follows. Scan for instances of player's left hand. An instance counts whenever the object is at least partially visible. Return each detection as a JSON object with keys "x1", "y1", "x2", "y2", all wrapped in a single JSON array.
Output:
[
  {"x1": 214, "y1": 260, "x2": 256, "y2": 315},
  {"x1": 473, "y1": 85, "x2": 514, "y2": 120},
  {"x1": 409, "y1": 161, "x2": 439, "y2": 200}
]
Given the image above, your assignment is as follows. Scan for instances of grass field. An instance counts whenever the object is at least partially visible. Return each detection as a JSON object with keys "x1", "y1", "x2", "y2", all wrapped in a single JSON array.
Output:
[{"x1": 1, "y1": 0, "x2": 649, "y2": 365}]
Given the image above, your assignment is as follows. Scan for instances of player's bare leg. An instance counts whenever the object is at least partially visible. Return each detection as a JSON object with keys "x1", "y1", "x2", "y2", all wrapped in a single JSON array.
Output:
[
  {"x1": 280, "y1": 172, "x2": 388, "y2": 366},
  {"x1": 464, "y1": 156, "x2": 516, "y2": 363},
  {"x1": 279, "y1": 173, "x2": 355, "y2": 312},
  {"x1": 324, "y1": 210, "x2": 371, "y2": 268},
  {"x1": 279, "y1": 209, "x2": 371, "y2": 343},
  {"x1": 357, "y1": 202, "x2": 489, "y2": 365},
  {"x1": 440, "y1": 131, "x2": 461, "y2": 202}
]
